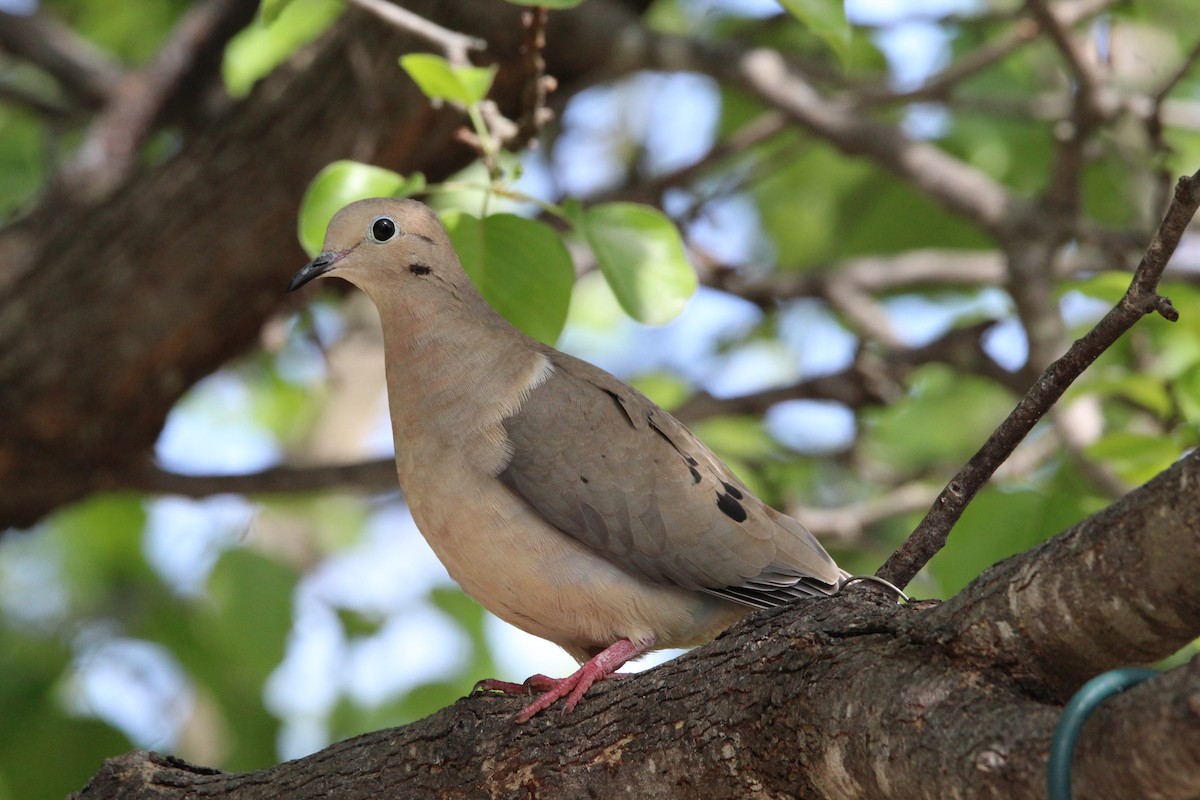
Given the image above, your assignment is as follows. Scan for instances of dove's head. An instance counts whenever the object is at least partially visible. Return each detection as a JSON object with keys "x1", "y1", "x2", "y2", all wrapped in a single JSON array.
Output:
[{"x1": 287, "y1": 198, "x2": 477, "y2": 312}]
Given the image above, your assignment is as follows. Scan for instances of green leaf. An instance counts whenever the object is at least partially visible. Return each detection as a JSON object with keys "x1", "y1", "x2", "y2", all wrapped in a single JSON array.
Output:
[
  {"x1": 298, "y1": 162, "x2": 424, "y2": 256},
  {"x1": 399, "y1": 54, "x2": 496, "y2": 105},
  {"x1": 571, "y1": 202, "x2": 697, "y2": 325},
  {"x1": 777, "y1": 0, "x2": 851, "y2": 66},
  {"x1": 441, "y1": 212, "x2": 574, "y2": 343},
  {"x1": 1086, "y1": 432, "x2": 1183, "y2": 486},
  {"x1": 258, "y1": 0, "x2": 295, "y2": 25},
  {"x1": 224, "y1": 0, "x2": 344, "y2": 98},
  {"x1": 505, "y1": 0, "x2": 584, "y2": 8}
]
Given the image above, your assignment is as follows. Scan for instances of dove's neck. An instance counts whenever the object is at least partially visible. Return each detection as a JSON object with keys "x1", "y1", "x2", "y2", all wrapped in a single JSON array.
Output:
[{"x1": 372, "y1": 288, "x2": 553, "y2": 479}]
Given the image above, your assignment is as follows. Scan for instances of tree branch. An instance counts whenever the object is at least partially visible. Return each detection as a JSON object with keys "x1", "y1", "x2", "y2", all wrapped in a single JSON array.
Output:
[
  {"x1": 54, "y1": 0, "x2": 260, "y2": 202},
  {"x1": 343, "y1": 0, "x2": 485, "y2": 65},
  {"x1": 73, "y1": 451, "x2": 1200, "y2": 798},
  {"x1": 0, "y1": 9, "x2": 123, "y2": 109},
  {"x1": 878, "y1": 168, "x2": 1199, "y2": 589}
]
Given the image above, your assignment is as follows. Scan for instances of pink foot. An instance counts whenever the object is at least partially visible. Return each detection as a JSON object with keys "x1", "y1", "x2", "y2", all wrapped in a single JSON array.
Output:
[{"x1": 473, "y1": 637, "x2": 655, "y2": 723}]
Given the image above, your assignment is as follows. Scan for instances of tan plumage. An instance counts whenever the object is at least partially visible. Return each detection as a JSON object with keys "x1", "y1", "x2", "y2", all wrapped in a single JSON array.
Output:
[{"x1": 288, "y1": 198, "x2": 846, "y2": 721}]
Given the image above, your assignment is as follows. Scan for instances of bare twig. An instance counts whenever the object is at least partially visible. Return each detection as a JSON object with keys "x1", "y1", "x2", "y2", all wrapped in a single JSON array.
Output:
[
  {"x1": 614, "y1": 29, "x2": 1020, "y2": 235},
  {"x1": 672, "y1": 320, "x2": 1019, "y2": 425},
  {"x1": 124, "y1": 458, "x2": 399, "y2": 499},
  {"x1": 732, "y1": 48, "x2": 1018, "y2": 237},
  {"x1": 0, "y1": 10, "x2": 123, "y2": 109},
  {"x1": 54, "y1": 0, "x2": 258, "y2": 202},
  {"x1": 0, "y1": 81, "x2": 73, "y2": 120},
  {"x1": 703, "y1": 250, "x2": 1007, "y2": 307},
  {"x1": 792, "y1": 482, "x2": 940, "y2": 542},
  {"x1": 507, "y1": 7, "x2": 554, "y2": 151},
  {"x1": 878, "y1": 168, "x2": 1200, "y2": 589},
  {"x1": 345, "y1": 0, "x2": 485, "y2": 65},
  {"x1": 857, "y1": 0, "x2": 1116, "y2": 107}
]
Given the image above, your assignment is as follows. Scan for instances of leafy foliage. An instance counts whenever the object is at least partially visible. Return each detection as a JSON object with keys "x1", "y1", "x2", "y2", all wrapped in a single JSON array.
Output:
[{"x1": 2, "y1": 0, "x2": 1200, "y2": 792}]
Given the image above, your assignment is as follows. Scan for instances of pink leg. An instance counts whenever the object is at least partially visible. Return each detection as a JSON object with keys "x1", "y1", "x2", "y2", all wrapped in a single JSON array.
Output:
[
  {"x1": 513, "y1": 637, "x2": 654, "y2": 723},
  {"x1": 471, "y1": 637, "x2": 655, "y2": 722}
]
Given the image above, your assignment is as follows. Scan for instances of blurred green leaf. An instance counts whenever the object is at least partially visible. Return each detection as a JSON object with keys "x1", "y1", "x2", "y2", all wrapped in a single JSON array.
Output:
[
  {"x1": 1086, "y1": 432, "x2": 1183, "y2": 485},
  {"x1": 298, "y1": 162, "x2": 425, "y2": 257},
  {"x1": 336, "y1": 608, "x2": 385, "y2": 640},
  {"x1": 1063, "y1": 271, "x2": 1131, "y2": 305},
  {"x1": 399, "y1": 54, "x2": 496, "y2": 105},
  {"x1": 192, "y1": 548, "x2": 296, "y2": 770},
  {"x1": 863, "y1": 365, "x2": 1014, "y2": 472},
  {"x1": 571, "y1": 202, "x2": 697, "y2": 325},
  {"x1": 0, "y1": 711, "x2": 130, "y2": 800},
  {"x1": 441, "y1": 211, "x2": 574, "y2": 344},
  {"x1": 931, "y1": 463, "x2": 1101, "y2": 597},
  {"x1": 223, "y1": 0, "x2": 344, "y2": 97},
  {"x1": 259, "y1": 0, "x2": 296, "y2": 25},
  {"x1": 778, "y1": 0, "x2": 851, "y2": 66}
]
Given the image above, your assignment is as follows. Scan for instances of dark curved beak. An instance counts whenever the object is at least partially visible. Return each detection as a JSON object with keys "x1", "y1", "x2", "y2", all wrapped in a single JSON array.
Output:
[{"x1": 287, "y1": 250, "x2": 343, "y2": 292}]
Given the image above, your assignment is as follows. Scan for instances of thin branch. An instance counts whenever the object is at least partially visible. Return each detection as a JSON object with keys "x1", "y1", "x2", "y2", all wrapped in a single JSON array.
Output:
[
  {"x1": 706, "y1": 250, "x2": 1009, "y2": 304},
  {"x1": 0, "y1": 81, "x2": 74, "y2": 120},
  {"x1": 672, "y1": 320, "x2": 1019, "y2": 426},
  {"x1": 791, "y1": 481, "x2": 940, "y2": 542},
  {"x1": 0, "y1": 9, "x2": 123, "y2": 109},
  {"x1": 591, "y1": 110, "x2": 790, "y2": 207},
  {"x1": 878, "y1": 168, "x2": 1200, "y2": 589},
  {"x1": 1026, "y1": 0, "x2": 1105, "y2": 107},
  {"x1": 506, "y1": 6, "x2": 554, "y2": 152},
  {"x1": 124, "y1": 459, "x2": 399, "y2": 499},
  {"x1": 345, "y1": 0, "x2": 485, "y2": 65},
  {"x1": 722, "y1": 46, "x2": 1019, "y2": 237},
  {"x1": 54, "y1": 0, "x2": 258, "y2": 202},
  {"x1": 856, "y1": 0, "x2": 1117, "y2": 107}
]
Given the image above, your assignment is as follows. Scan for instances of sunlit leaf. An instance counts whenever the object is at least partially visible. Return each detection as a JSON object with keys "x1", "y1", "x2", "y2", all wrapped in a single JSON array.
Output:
[
  {"x1": 224, "y1": 0, "x2": 344, "y2": 97},
  {"x1": 399, "y1": 54, "x2": 496, "y2": 105},
  {"x1": 571, "y1": 202, "x2": 697, "y2": 325},
  {"x1": 298, "y1": 161, "x2": 424, "y2": 256},
  {"x1": 258, "y1": 0, "x2": 295, "y2": 25},
  {"x1": 441, "y1": 212, "x2": 574, "y2": 343}
]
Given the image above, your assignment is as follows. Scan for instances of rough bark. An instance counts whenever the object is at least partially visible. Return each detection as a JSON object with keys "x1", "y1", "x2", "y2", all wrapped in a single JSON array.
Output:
[
  {"x1": 73, "y1": 451, "x2": 1200, "y2": 799},
  {"x1": 0, "y1": 0, "x2": 649, "y2": 529}
]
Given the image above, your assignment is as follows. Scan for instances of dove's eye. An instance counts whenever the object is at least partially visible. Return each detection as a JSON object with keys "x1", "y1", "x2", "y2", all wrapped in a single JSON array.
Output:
[{"x1": 369, "y1": 216, "x2": 397, "y2": 242}]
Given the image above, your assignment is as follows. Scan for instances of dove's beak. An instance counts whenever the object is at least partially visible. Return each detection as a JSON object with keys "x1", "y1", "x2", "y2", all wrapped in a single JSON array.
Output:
[{"x1": 287, "y1": 250, "x2": 346, "y2": 292}]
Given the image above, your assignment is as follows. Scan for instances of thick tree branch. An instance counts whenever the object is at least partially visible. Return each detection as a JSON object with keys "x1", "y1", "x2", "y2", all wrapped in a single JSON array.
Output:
[
  {"x1": 878, "y1": 168, "x2": 1199, "y2": 589},
  {"x1": 930, "y1": 449, "x2": 1200, "y2": 694},
  {"x1": 73, "y1": 451, "x2": 1200, "y2": 798}
]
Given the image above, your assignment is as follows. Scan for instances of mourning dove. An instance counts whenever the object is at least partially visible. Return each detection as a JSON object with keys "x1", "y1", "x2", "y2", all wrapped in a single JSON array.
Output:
[{"x1": 288, "y1": 198, "x2": 848, "y2": 722}]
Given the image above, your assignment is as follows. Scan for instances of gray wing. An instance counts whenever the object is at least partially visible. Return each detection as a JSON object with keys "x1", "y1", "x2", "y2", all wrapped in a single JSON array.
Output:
[{"x1": 496, "y1": 349, "x2": 844, "y2": 609}]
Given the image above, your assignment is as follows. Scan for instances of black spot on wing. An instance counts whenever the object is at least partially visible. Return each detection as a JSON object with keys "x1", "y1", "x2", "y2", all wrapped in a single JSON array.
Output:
[
  {"x1": 716, "y1": 490, "x2": 747, "y2": 523},
  {"x1": 688, "y1": 465, "x2": 702, "y2": 484},
  {"x1": 721, "y1": 481, "x2": 743, "y2": 500}
]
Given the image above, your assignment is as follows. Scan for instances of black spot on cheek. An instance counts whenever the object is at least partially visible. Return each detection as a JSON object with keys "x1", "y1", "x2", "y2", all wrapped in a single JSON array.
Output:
[
  {"x1": 580, "y1": 475, "x2": 590, "y2": 484},
  {"x1": 689, "y1": 466, "x2": 701, "y2": 484},
  {"x1": 716, "y1": 491, "x2": 747, "y2": 523},
  {"x1": 409, "y1": 262, "x2": 432, "y2": 275},
  {"x1": 721, "y1": 481, "x2": 743, "y2": 500}
]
